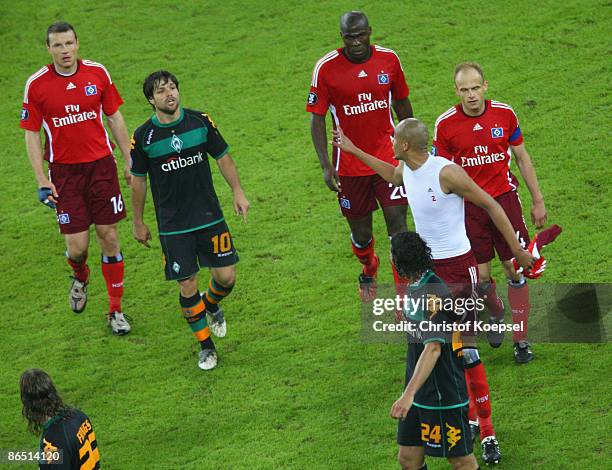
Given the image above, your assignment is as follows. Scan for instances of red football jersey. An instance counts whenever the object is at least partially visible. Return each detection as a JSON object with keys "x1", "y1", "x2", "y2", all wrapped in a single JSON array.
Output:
[
  {"x1": 20, "y1": 59, "x2": 124, "y2": 164},
  {"x1": 306, "y1": 45, "x2": 409, "y2": 176},
  {"x1": 433, "y1": 100, "x2": 524, "y2": 198}
]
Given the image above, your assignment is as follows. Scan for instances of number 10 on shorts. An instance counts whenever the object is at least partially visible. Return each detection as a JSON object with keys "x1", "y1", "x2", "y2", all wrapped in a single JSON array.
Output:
[
  {"x1": 212, "y1": 232, "x2": 231, "y2": 253},
  {"x1": 110, "y1": 195, "x2": 124, "y2": 214}
]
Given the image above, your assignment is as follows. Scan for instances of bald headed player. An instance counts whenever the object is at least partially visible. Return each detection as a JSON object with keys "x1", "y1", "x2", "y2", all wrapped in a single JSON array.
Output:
[
  {"x1": 434, "y1": 62, "x2": 549, "y2": 366},
  {"x1": 333, "y1": 118, "x2": 535, "y2": 465},
  {"x1": 307, "y1": 11, "x2": 413, "y2": 302}
]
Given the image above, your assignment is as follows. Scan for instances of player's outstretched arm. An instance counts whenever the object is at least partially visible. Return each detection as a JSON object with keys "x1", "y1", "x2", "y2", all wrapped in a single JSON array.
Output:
[
  {"x1": 391, "y1": 97, "x2": 414, "y2": 121},
  {"x1": 106, "y1": 110, "x2": 132, "y2": 186},
  {"x1": 390, "y1": 341, "x2": 441, "y2": 419},
  {"x1": 511, "y1": 143, "x2": 547, "y2": 228},
  {"x1": 131, "y1": 175, "x2": 151, "y2": 247},
  {"x1": 216, "y1": 153, "x2": 250, "y2": 223},
  {"x1": 331, "y1": 128, "x2": 403, "y2": 186},
  {"x1": 310, "y1": 113, "x2": 339, "y2": 192},
  {"x1": 441, "y1": 164, "x2": 535, "y2": 270},
  {"x1": 24, "y1": 129, "x2": 58, "y2": 207}
]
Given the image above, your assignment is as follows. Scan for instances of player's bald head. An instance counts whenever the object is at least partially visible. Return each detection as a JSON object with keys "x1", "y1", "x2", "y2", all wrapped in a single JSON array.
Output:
[
  {"x1": 340, "y1": 11, "x2": 369, "y2": 32},
  {"x1": 454, "y1": 61, "x2": 484, "y2": 83},
  {"x1": 395, "y1": 118, "x2": 429, "y2": 152}
]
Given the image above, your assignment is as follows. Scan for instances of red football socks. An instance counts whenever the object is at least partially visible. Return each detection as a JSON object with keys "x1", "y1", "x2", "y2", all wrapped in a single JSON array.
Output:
[
  {"x1": 534, "y1": 224, "x2": 562, "y2": 249},
  {"x1": 351, "y1": 237, "x2": 378, "y2": 276},
  {"x1": 479, "y1": 415, "x2": 495, "y2": 440},
  {"x1": 67, "y1": 256, "x2": 90, "y2": 283},
  {"x1": 480, "y1": 278, "x2": 504, "y2": 319},
  {"x1": 465, "y1": 363, "x2": 495, "y2": 438},
  {"x1": 391, "y1": 260, "x2": 407, "y2": 295},
  {"x1": 467, "y1": 391, "x2": 478, "y2": 422},
  {"x1": 101, "y1": 254, "x2": 124, "y2": 313},
  {"x1": 508, "y1": 281, "x2": 530, "y2": 342}
]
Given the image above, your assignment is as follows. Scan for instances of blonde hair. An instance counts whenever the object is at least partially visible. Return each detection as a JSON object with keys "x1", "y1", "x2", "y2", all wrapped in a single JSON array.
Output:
[{"x1": 454, "y1": 62, "x2": 484, "y2": 82}]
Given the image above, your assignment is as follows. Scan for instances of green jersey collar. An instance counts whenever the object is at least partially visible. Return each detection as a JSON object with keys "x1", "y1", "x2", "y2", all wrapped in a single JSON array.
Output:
[
  {"x1": 42, "y1": 415, "x2": 61, "y2": 430},
  {"x1": 152, "y1": 107, "x2": 184, "y2": 127},
  {"x1": 410, "y1": 269, "x2": 435, "y2": 289}
]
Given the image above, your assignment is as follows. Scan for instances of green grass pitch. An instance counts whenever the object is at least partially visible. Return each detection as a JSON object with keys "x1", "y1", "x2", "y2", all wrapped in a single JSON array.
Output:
[{"x1": 0, "y1": 1, "x2": 610, "y2": 468}]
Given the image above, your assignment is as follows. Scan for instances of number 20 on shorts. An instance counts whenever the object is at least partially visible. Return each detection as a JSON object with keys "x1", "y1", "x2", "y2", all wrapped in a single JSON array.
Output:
[{"x1": 212, "y1": 232, "x2": 231, "y2": 253}]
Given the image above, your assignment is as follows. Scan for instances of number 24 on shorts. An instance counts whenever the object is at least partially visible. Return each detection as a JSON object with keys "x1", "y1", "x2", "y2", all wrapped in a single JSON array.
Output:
[
  {"x1": 212, "y1": 232, "x2": 231, "y2": 253},
  {"x1": 421, "y1": 423, "x2": 442, "y2": 444}
]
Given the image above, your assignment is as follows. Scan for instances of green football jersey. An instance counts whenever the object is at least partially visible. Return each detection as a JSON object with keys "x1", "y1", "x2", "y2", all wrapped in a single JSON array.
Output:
[
  {"x1": 131, "y1": 108, "x2": 229, "y2": 235},
  {"x1": 404, "y1": 270, "x2": 469, "y2": 410}
]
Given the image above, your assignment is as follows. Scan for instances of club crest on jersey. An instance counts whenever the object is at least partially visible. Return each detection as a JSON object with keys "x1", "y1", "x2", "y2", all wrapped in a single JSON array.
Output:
[
  {"x1": 340, "y1": 197, "x2": 351, "y2": 209},
  {"x1": 377, "y1": 73, "x2": 389, "y2": 84},
  {"x1": 85, "y1": 85, "x2": 97, "y2": 96},
  {"x1": 491, "y1": 127, "x2": 504, "y2": 138},
  {"x1": 307, "y1": 92, "x2": 318, "y2": 105},
  {"x1": 58, "y1": 213, "x2": 70, "y2": 225},
  {"x1": 171, "y1": 134, "x2": 183, "y2": 153},
  {"x1": 20, "y1": 108, "x2": 28, "y2": 121}
]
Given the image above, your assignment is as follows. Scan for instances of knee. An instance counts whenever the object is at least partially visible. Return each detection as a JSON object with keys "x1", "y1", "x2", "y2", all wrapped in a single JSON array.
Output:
[
  {"x1": 97, "y1": 227, "x2": 120, "y2": 253},
  {"x1": 449, "y1": 454, "x2": 478, "y2": 470},
  {"x1": 351, "y1": 229, "x2": 373, "y2": 246},
  {"x1": 179, "y1": 276, "x2": 198, "y2": 298},
  {"x1": 398, "y1": 447, "x2": 423, "y2": 469},
  {"x1": 66, "y1": 242, "x2": 88, "y2": 262},
  {"x1": 68, "y1": 249, "x2": 88, "y2": 263},
  {"x1": 215, "y1": 270, "x2": 236, "y2": 288},
  {"x1": 386, "y1": 219, "x2": 407, "y2": 237}
]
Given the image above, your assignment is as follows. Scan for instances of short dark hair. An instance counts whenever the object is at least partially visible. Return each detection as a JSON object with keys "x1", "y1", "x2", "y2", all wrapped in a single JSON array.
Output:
[
  {"x1": 142, "y1": 70, "x2": 179, "y2": 103},
  {"x1": 391, "y1": 232, "x2": 434, "y2": 281},
  {"x1": 46, "y1": 22, "x2": 77, "y2": 45},
  {"x1": 340, "y1": 11, "x2": 369, "y2": 31},
  {"x1": 454, "y1": 61, "x2": 484, "y2": 82},
  {"x1": 20, "y1": 369, "x2": 71, "y2": 435}
]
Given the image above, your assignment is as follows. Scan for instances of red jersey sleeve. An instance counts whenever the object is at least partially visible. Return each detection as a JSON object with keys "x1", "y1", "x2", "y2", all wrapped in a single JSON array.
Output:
[
  {"x1": 94, "y1": 65, "x2": 123, "y2": 116},
  {"x1": 507, "y1": 108, "x2": 524, "y2": 146},
  {"x1": 102, "y1": 81, "x2": 123, "y2": 116},
  {"x1": 390, "y1": 54, "x2": 409, "y2": 100},
  {"x1": 306, "y1": 53, "x2": 334, "y2": 115},
  {"x1": 433, "y1": 119, "x2": 453, "y2": 161},
  {"x1": 20, "y1": 86, "x2": 43, "y2": 132}
]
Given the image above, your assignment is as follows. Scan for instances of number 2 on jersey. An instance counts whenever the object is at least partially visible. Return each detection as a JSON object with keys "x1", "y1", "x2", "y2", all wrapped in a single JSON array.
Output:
[{"x1": 212, "y1": 232, "x2": 231, "y2": 253}]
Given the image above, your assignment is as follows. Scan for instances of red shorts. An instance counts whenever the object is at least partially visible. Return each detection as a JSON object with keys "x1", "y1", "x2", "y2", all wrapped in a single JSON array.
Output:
[
  {"x1": 433, "y1": 250, "x2": 478, "y2": 302},
  {"x1": 434, "y1": 250, "x2": 479, "y2": 331},
  {"x1": 49, "y1": 155, "x2": 126, "y2": 234},
  {"x1": 337, "y1": 174, "x2": 407, "y2": 219},
  {"x1": 465, "y1": 190, "x2": 530, "y2": 264}
]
